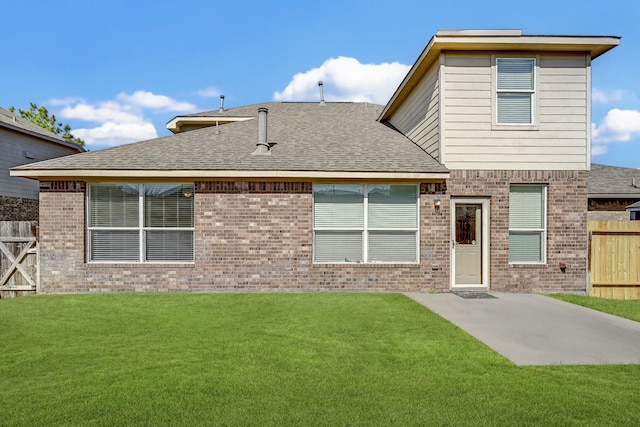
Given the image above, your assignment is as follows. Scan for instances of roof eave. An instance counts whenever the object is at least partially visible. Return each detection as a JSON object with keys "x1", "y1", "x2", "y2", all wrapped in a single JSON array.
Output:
[
  {"x1": 588, "y1": 193, "x2": 640, "y2": 198},
  {"x1": 166, "y1": 116, "x2": 254, "y2": 133},
  {"x1": 10, "y1": 168, "x2": 449, "y2": 181}
]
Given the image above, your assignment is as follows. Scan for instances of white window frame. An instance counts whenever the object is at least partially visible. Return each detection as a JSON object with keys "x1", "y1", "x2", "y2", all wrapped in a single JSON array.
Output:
[
  {"x1": 312, "y1": 184, "x2": 420, "y2": 264},
  {"x1": 508, "y1": 184, "x2": 547, "y2": 264},
  {"x1": 495, "y1": 57, "x2": 537, "y2": 126},
  {"x1": 87, "y1": 183, "x2": 195, "y2": 263}
]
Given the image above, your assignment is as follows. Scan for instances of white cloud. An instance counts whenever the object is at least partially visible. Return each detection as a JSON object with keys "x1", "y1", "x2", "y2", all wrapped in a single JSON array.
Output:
[
  {"x1": 196, "y1": 87, "x2": 222, "y2": 98},
  {"x1": 59, "y1": 101, "x2": 141, "y2": 124},
  {"x1": 274, "y1": 56, "x2": 410, "y2": 104},
  {"x1": 72, "y1": 122, "x2": 158, "y2": 148},
  {"x1": 592, "y1": 108, "x2": 640, "y2": 143},
  {"x1": 592, "y1": 89, "x2": 627, "y2": 104},
  {"x1": 591, "y1": 145, "x2": 608, "y2": 156},
  {"x1": 116, "y1": 91, "x2": 195, "y2": 111},
  {"x1": 47, "y1": 91, "x2": 196, "y2": 148}
]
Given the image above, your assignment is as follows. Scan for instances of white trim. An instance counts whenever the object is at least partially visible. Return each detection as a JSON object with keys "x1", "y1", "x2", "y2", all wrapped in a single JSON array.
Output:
[
  {"x1": 11, "y1": 169, "x2": 449, "y2": 180},
  {"x1": 438, "y1": 52, "x2": 446, "y2": 165},
  {"x1": 450, "y1": 198, "x2": 490, "y2": 290},
  {"x1": 166, "y1": 116, "x2": 253, "y2": 133},
  {"x1": 586, "y1": 55, "x2": 592, "y2": 169}
]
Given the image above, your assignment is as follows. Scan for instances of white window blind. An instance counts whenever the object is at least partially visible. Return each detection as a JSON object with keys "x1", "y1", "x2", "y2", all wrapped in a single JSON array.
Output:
[
  {"x1": 497, "y1": 58, "x2": 535, "y2": 124},
  {"x1": 509, "y1": 185, "x2": 546, "y2": 263},
  {"x1": 88, "y1": 183, "x2": 194, "y2": 263},
  {"x1": 313, "y1": 184, "x2": 418, "y2": 263}
]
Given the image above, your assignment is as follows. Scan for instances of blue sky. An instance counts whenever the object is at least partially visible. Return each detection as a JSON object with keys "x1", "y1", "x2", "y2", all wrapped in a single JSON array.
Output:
[{"x1": 2, "y1": 0, "x2": 639, "y2": 167}]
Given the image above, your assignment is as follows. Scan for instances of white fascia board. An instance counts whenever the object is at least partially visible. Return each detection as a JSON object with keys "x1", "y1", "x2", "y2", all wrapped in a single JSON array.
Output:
[
  {"x1": 166, "y1": 116, "x2": 254, "y2": 133},
  {"x1": 10, "y1": 169, "x2": 449, "y2": 181}
]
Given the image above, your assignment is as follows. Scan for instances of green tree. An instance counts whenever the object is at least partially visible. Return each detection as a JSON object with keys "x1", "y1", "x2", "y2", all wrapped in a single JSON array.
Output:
[{"x1": 9, "y1": 102, "x2": 85, "y2": 146}]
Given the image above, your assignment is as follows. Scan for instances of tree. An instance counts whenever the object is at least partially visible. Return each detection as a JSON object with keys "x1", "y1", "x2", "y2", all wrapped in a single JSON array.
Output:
[{"x1": 9, "y1": 102, "x2": 85, "y2": 146}]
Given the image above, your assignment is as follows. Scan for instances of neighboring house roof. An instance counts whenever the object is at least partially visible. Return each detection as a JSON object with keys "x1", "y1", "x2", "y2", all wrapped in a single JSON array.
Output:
[
  {"x1": 589, "y1": 164, "x2": 640, "y2": 198},
  {"x1": 380, "y1": 29, "x2": 620, "y2": 121},
  {"x1": 627, "y1": 201, "x2": 640, "y2": 211},
  {"x1": 12, "y1": 102, "x2": 448, "y2": 180},
  {"x1": 0, "y1": 106, "x2": 85, "y2": 152}
]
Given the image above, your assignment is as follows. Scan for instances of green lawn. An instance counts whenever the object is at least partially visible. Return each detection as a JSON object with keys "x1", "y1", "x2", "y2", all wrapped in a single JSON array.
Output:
[
  {"x1": 547, "y1": 293, "x2": 640, "y2": 322},
  {"x1": 1, "y1": 293, "x2": 638, "y2": 426}
]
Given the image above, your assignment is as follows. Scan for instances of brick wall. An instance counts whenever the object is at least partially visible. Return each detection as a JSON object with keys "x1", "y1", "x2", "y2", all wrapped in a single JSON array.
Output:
[
  {"x1": 0, "y1": 196, "x2": 38, "y2": 221},
  {"x1": 38, "y1": 180, "x2": 450, "y2": 293},
  {"x1": 448, "y1": 170, "x2": 588, "y2": 292},
  {"x1": 37, "y1": 174, "x2": 587, "y2": 294}
]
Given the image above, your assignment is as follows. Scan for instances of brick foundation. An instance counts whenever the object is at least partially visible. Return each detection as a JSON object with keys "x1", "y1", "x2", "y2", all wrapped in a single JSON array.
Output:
[{"x1": 37, "y1": 174, "x2": 587, "y2": 294}]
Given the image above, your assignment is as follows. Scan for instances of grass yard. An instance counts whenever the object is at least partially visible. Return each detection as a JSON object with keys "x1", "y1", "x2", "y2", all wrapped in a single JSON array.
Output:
[
  {"x1": 1, "y1": 293, "x2": 639, "y2": 426},
  {"x1": 547, "y1": 293, "x2": 640, "y2": 322}
]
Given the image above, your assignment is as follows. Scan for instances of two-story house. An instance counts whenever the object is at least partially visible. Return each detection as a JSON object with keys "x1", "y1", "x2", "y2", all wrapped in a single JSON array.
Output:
[
  {"x1": 1, "y1": 106, "x2": 85, "y2": 220},
  {"x1": 11, "y1": 30, "x2": 619, "y2": 294}
]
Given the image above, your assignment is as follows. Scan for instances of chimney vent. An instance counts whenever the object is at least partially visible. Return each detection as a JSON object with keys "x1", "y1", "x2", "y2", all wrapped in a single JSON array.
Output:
[
  {"x1": 219, "y1": 95, "x2": 225, "y2": 112},
  {"x1": 252, "y1": 107, "x2": 271, "y2": 155},
  {"x1": 318, "y1": 81, "x2": 325, "y2": 104}
]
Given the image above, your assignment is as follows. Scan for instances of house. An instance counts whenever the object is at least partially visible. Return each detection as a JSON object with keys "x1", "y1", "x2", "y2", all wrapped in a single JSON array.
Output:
[
  {"x1": 588, "y1": 163, "x2": 640, "y2": 220},
  {"x1": 0, "y1": 106, "x2": 85, "y2": 220},
  {"x1": 11, "y1": 30, "x2": 619, "y2": 294},
  {"x1": 627, "y1": 201, "x2": 640, "y2": 220}
]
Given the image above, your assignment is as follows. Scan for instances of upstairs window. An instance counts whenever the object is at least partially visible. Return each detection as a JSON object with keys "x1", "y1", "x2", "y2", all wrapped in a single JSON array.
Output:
[
  {"x1": 313, "y1": 184, "x2": 419, "y2": 263},
  {"x1": 88, "y1": 184, "x2": 194, "y2": 263},
  {"x1": 497, "y1": 58, "x2": 535, "y2": 125}
]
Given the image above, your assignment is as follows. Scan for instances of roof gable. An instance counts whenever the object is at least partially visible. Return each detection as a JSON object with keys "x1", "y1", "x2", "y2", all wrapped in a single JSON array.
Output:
[{"x1": 380, "y1": 30, "x2": 620, "y2": 121}]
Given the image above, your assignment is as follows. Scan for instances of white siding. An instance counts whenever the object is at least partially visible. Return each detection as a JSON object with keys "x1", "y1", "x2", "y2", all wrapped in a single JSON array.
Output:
[
  {"x1": 441, "y1": 53, "x2": 589, "y2": 170},
  {"x1": 386, "y1": 61, "x2": 440, "y2": 160},
  {"x1": 0, "y1": 128, "x2": 81, "y2": 199}
]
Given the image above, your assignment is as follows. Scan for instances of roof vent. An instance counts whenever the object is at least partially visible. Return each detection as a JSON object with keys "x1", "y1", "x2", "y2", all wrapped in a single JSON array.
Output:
[
  {"x1": 219, "y1": 95, "x2": 225, "y2": 112},
  {"x1": 252, "y1": 107, "x2": 271, "y2": 156},
  {"x1": 633, "y1": 177, "x2": 639, "y2": 188},
  {"x1": 318, "y1": 81, "x2": 325, "y2": 104}
]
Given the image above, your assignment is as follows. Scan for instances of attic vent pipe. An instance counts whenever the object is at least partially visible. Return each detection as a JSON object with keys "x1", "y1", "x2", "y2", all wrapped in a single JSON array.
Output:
[
  {"x1": 219, "y1": 95, "x2": 225, "y2": 112},
  {"x1": 318, "y1": 81, "x2": 325, "y2": 104},
  {"x1": 252, "y1": 107, "x2": 271, "y2": 155},
  {"x1": 634, "y1": 177, "x2": 638, "y2": 188}
]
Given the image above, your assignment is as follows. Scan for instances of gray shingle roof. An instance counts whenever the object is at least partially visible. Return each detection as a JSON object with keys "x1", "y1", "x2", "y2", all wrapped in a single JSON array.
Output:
[
  {"x1": 589, "y1": 164, "x2": 640, "y2": 196},
  {"x1": 14, "y1": 102, "x2": 447, "y2": 176}
]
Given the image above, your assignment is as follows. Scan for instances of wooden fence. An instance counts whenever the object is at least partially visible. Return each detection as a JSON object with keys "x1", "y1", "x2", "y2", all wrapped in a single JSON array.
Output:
[
  {"x1": 0, "y1": 221, "x2": 38, "y2": 298},
  {"x1": 588, "y1": 221, "x2": 640, "y2": 299}
]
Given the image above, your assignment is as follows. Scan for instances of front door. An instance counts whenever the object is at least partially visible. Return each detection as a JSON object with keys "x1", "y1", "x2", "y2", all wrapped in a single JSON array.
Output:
[{"x1": 452, "y1": 199, "x2": 489, "y2": 288}]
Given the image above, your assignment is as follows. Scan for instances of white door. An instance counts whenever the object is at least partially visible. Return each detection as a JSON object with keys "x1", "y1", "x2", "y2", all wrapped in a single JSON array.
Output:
[{"x1": 451, "y1": 199, "x2": 489, "y2": 288}]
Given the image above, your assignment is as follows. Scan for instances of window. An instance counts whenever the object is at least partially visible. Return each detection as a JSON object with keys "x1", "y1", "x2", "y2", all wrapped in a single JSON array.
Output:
[
  {"x1": 88, "y1": 184, "x2": 194, "y2": 262},
  {"x1": 496, "y1": 58, "x2": 535, "y2": 124},
  {"x1": 509, "y1": 185, "x2": 546, "y2": 263},
  {"x1": 313, "y1": 184, "x2": 418, "y2": 263}
]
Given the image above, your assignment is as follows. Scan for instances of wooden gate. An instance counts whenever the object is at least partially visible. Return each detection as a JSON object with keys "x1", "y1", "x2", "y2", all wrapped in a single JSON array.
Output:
[
  {"x1": 0, "y1": 221, "x2": 38, "y2": 298},
  {"x1": 588, "y1": 221, "x2": 640, "y2": 299}
]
